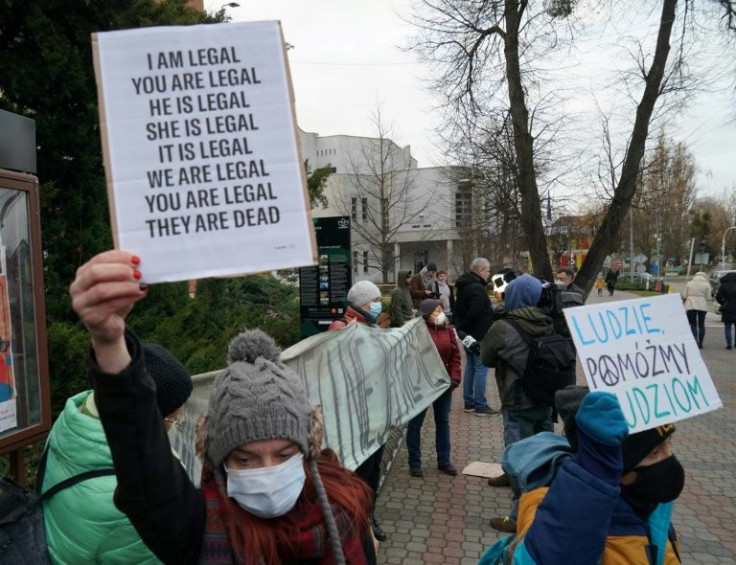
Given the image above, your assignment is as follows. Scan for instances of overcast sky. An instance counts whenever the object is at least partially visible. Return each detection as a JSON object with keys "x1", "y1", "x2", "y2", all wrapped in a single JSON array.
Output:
[{"x1": 205, "y1": 0, "x2": 734, "y2": 201}]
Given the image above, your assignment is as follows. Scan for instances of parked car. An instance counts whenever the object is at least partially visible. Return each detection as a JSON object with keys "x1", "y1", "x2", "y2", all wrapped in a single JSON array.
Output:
[
  {"x1": 618, "y1": 272, "x2": 654, "y2": 284},
  {"x1": 709, "y1": 269, "x2": 736, "y2": 297},
  {"x1": 616, "y1": 272, "x2": 666, "y2": 291}
]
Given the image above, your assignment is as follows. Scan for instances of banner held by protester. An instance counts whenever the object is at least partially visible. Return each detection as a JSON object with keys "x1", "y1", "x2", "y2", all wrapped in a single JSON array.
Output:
[
  {"x1": 565, "y1": 293, "x2": 722, "y2": 433},
  {"x1": 169, "y1": 317, "x2": 450, "y2": 483}
]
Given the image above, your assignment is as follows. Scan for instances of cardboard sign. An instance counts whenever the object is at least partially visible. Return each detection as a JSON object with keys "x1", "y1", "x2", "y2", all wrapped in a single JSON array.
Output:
[
  {"x1": 92, "y1": 22, "x2": 316, "y2": 283},
  {"x1": 564, "y1": 294, "x2": 722, "y2": 433}
]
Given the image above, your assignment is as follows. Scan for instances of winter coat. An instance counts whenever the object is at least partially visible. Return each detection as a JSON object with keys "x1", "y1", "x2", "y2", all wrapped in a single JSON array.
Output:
[
  {"x1": 408, "y1": 271, "x2": 433, "y2": 308},
  {"x1": 391, "y1": 270, "x2": 416, "y2": 327},
  {"x1": 453, "y1": 272, "x2": 496, "y2": 342},
  {"x1": 480, "y1": 434, "x2": 680, "y2": 565},
  {"x1": 424, "y1": 319, "x2": 461, "y2": 386},
  {"x1": 716, "y1": 272, "x2": 736, "y2": 323},
  {"x1": 682, "y1": 272, "x2": 710, "y2": 312},
  {"x1": 42, "y1": 390, "x2": 162, "y2": 565},
  {"x1": 90, "y1": 332, "x2": 375, "y2": 565},
  {"x1": 479, "y1": 307, "x2": 554, "y2": 410}
]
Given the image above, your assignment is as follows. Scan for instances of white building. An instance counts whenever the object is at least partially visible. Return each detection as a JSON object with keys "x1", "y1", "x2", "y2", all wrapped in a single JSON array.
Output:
[{"x1": 300, "y1": 129, "x2": 476, "y2": 283}]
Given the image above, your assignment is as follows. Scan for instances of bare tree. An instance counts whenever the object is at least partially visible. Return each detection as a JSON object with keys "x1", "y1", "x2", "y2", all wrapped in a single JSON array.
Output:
[
  {"x1": 630, "y1": 132, "x2": 697, "y2": 270},
  {"x1": 408, "y1": 0, "x2": 736, "y2": 295},
  {"x1": 332, "y1": 107, "x2": 429, "y2": 283}
]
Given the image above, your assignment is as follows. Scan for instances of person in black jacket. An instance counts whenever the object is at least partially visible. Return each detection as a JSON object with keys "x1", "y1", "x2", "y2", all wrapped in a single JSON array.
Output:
[
  {"x1": 70, "y1": 250, "x2": 377, "y2": 565},
  {"x1": 454, "y1": 257, "x2": 498, "y2": 416},
  {"x1": 715, "y1": 271, "x2": 736, "y2": 349}
]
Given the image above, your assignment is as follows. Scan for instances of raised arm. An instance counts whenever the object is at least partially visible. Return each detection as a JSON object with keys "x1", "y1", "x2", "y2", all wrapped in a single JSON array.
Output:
[{"x1": 71, "y1": 251, "x2": 205, "y2": 564}]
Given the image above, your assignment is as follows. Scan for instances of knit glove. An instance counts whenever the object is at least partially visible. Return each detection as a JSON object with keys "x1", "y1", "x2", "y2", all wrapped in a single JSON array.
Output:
[{"x1": 574, "y1": 392, "x2": 629, "y2": 486}]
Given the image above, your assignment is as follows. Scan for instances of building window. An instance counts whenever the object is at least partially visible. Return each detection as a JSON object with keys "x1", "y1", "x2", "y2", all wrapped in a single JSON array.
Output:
[
  {"x1": 353, "y1": 251, "x2": 358, "y2": 274},
  {"x1": 455, "y1": 180, "x2": 472, "y2": 228},
  {"x1": 361, "y1": 198, "x2": 368, "y2": 221},
  {"x1": 351, "y1": 197, "x2": 357, "y2": 221},
  {"x1": 363, "y1": 251, "x2": 369, "y2": 273}
]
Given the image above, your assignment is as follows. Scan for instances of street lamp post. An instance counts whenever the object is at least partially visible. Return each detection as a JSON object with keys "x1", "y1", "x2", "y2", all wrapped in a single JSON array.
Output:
[{"x1": 722, "y1": 226, "x2": 736, "y2": 269}]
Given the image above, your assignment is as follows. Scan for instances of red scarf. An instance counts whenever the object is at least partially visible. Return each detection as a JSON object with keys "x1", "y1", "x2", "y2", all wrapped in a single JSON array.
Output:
[{"x1": 199, "y1": 472, "x2": 368, "y2": 564}]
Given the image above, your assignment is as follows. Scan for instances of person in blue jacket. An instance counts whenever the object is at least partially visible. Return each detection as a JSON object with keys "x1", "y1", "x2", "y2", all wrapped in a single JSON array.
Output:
[{"x1": 480, "y1": 386, "x2": 684, "y2": 565}]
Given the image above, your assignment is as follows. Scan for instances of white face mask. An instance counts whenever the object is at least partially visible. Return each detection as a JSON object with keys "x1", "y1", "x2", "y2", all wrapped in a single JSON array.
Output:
[
  {"x1": 433, "y1": 312, "x2": 448, "y2": 326},
  {"x1": 225, "y1": 453, "x2": 306, "y2": 518}
]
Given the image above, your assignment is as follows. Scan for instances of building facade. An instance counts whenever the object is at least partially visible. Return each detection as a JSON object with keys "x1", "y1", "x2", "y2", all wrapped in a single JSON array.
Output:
[{"x1": 300, "y1": 130, "x2": 473, "y2": 283}]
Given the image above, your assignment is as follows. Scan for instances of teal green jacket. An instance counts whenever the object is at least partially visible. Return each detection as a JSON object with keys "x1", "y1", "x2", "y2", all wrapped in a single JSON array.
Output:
[{"x1": 42, "y1": 390, "x2": 162, "y2": 565}]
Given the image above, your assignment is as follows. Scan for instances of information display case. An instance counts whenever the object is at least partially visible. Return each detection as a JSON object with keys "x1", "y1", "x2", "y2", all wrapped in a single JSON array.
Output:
[{"x1": 0, "y1": 110, "x2": 50, "y2": 478}]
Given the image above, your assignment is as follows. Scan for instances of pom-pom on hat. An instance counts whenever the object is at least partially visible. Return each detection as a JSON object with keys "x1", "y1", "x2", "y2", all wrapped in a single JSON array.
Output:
[
  {"x1": 419, "y1": 298, "x2": 441, "y2": 319},
  {"x1": 143, "y1": 343, "x2": 192, "y2": 417},
  {"x1": 347, "y1": 280, "x2": 381, "y2": 308}
]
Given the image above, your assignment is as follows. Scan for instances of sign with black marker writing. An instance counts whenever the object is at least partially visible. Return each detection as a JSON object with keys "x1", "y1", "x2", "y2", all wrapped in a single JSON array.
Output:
[
  {"x1": 564, "y1": 293, "x2": 722, "y2": 433},
  {"x1": 92, "y1": 22, "x2": 316, "y2": 283}
]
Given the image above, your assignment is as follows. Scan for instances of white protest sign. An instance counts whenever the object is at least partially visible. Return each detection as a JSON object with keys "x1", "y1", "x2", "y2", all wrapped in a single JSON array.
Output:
[
  {"x1": 168, "y1": 318, "x2": 450, "y2": 483},
  {"x1": 565, "y1": 293, "x2": 722, "y2": 433},
  {"x1": 92, "y1": 22, "x2": 316, "y2": 283}
]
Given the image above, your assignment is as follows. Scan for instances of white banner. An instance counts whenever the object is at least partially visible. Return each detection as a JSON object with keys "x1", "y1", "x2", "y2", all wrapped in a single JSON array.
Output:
[
  {"x1": 93, "y1": 22, "x2": 316, "y2": 283},
  {"x1": 564, "y1": 294, "x2": 722, "y2": 433},
  {"x1": 169, "y1": 318, "x2": 451, "y2": 482}
]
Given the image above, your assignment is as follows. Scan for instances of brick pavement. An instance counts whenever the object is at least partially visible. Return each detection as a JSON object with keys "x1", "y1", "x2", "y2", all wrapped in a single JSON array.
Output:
[{"x1": 375, "y1": 291, "x2": 736, "y2": 564}]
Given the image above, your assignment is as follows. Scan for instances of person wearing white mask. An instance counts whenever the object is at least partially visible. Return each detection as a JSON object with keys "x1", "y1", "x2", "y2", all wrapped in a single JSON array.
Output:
[
  {"x1": 406, "y1": 299, "x2": 461, "y2": 478},
  {"x1": 70, "y1": 250, "x2": 376, "y2": 565}
]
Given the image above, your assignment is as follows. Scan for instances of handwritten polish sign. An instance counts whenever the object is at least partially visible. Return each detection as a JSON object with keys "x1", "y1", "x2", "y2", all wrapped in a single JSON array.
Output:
[
  {"x1": 92, "y1": 22, "x2": 316, "y2": 283},
  {"x1": 564, "y1": 293, "x2": 722, "y2": 433}
]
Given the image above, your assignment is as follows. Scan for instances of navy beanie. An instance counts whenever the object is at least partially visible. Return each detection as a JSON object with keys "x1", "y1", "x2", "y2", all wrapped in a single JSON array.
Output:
[{"x1": 143, "y1": 343, "x2": 193, "y2": 417}]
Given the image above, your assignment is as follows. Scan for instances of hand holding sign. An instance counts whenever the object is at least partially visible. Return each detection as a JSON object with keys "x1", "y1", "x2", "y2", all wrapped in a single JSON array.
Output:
[{"x1": 564, "y1": 294, "x2": 722, "y2": 433}]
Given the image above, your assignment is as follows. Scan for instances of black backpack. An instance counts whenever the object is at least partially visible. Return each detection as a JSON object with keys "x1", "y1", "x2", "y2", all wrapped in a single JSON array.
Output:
[
  {"x1": 505, "y1": 318, "x2": 576, "y2": 406},
  {"x1": 0, "y1": 448, "x2": 115, "y2": 564},
  {"x1": 536, "y1": 283, "x2": 584, "y2": 339}
]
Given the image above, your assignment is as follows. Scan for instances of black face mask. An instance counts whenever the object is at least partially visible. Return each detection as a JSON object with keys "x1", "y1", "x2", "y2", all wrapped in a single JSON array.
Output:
[{"x1": 622, "y1": 455, "x2": 685, "y2": 507}]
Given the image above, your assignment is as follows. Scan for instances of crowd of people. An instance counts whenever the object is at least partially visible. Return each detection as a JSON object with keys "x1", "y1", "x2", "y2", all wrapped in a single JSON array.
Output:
[{"x1": 29, "y1": 249, "x2": 694, "y2": 564}]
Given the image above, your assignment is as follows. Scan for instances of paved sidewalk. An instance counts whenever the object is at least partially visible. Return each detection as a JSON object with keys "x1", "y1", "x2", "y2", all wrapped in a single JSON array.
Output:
[{"x1": 375, "y1": 291, "x2": 736, "y2": 564}]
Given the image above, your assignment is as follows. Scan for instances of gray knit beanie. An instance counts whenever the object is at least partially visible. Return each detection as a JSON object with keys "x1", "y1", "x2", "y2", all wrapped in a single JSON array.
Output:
[
  {"x1": 205, "y1": 330, "x2": 311, "y2": 467},
  {"x1": 419, "y1": 298, "x2": 441, "y2": 319},
  {"x1": 347, "y1": 280, "x2": 381, "y2": 308},
  {"x1": 204, "y1": 329, "x2": 346, "y2": 564}
]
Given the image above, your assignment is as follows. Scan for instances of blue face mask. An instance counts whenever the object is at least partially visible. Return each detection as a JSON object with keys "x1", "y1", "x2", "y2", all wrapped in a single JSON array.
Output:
[{"x1": 368, "y1": 301, "x2": 383, "y2": 318}]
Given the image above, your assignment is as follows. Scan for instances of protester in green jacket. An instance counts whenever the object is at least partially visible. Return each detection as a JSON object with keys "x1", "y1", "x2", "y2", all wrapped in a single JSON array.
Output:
[
  {"x1": 42, "y1": 345, "x2": 192, "y2": 565},
  {"x1": 391, "y1": 270, "x2": 415, "y2": 327}
]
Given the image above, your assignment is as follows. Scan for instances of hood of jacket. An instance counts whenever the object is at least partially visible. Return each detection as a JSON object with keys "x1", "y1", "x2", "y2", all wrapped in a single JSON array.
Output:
[
  {"x1": 455, "y1": 271, "x2": 486, "y2": 291},
  {"x1": 397, "y1": 270, "x2": 412, "y2": 288},
  {"x1": 504, "y1": 306, "x2": 554, "y2": 334},
  {"x1": 505, "y1": 274, "x2": 543, "y2": 311}
]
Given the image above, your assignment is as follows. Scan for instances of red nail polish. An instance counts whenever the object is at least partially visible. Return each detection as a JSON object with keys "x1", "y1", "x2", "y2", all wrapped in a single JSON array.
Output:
[
  {"x1": 139, "y1": 283, "x2": 149, "y2": 291},
  {"x1": 133, "y1": 269, "x2": 142, "y2": 280},
  {"x1": 131, "y1": 255, "x2": 141, "y2": 266}
]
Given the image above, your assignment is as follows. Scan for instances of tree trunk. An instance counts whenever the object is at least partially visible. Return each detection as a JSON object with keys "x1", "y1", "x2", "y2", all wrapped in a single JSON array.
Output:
[
  {"x1": 504, "y1": 0, "x2": 553, "y2": 282},
  {"x1": 575, "y1": 0, "x2": 678, "y2": 296}
]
